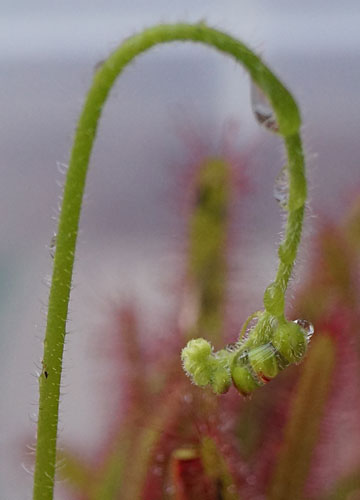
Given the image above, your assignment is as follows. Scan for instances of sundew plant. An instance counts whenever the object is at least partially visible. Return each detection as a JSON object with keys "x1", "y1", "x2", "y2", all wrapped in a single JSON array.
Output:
[{"x1": 31, "y1": 21, "x2": 359, "y2": 500}]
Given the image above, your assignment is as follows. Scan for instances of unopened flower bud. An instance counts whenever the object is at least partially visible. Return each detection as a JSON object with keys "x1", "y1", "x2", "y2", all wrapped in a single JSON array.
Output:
[{"x1": 273, "y1": 322, "x2": 307, "y2": 363}]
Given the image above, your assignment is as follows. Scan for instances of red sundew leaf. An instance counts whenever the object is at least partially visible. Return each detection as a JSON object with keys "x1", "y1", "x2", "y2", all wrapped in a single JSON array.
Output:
[
  {"x1": 268, "y1": 335, "x2": 335, "y2": 500},
  {"x1": 119, "y1": 382, "x2": 185, "y2": 500},
  {"x1": 90, "y1": 303, "x2": 152, "y2": 475},
  {"x1": 234, "y1": 372, "x2": 294, "y2": 461},
  {"x1": 320, "y1": 228, "x2": 354, "y2": 294},
  {"x1": 184, "y1": 157, "x2": 233, "y2": 349},
  {"x1": 200, "y1": 435, "x2": 243, "y2": 500},
  {"x1": 139, "y1": 379, "x2": 255, "y2": 500},
  {"x1": 290, "y1": 195, "x2": 360, "y2": 496},
  {"x1": 170, "y1": 447, "x2": 218, "y2": 500},
  {"x1": 285, "y1": 206, "x2": 360, "y2": 498},
  {"x1": 296, "y1": 223, "x2": 358, "y2": 323},
  {"x1": 173, "y1": 135, "x2": 251, "y2": 348},
  {"x1": 236, "y1": 366, "x2": 301, "y2": 494},
  {"x1": 141, "y1": 386, "x2": 219, "y2": 500},
  {"x1": 160, "y1": 435, "x2": 242, "y2": 500},
  {"x1": 301, "y1": 311, "x2": 360, "y2": 498},
  {"x1": 89, "y1": 425, "x2": 135, "y2": 500},
  {"x1": 110, "y1": 305, "x2": 148, "y2": 412}
]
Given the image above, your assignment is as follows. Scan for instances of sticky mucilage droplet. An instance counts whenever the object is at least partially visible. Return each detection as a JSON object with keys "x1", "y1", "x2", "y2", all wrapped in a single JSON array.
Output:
[
  {"x1": 274, "y1": 166, "x2": 289, "y2": 210},
  {"x1": 250, "y1": 81, "x2": 279, "y2": 132},
  {"x1": 293, "y1": 318, "x2": 314, "y2": 342}
]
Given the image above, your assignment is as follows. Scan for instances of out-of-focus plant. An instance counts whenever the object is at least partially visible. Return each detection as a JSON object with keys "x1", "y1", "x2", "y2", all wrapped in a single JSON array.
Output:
[
  {"x1": 58, "y1": 153, "x2": 247, "y2": 499},
  {"x1": 56, "y1": 166, "x2": 360, "y2": 500}
]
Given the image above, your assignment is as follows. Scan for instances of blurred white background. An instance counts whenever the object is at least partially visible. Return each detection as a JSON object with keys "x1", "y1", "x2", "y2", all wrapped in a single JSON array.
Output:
[{"x1": 1, "y1": 1, "x2": 360, "y2": 497}]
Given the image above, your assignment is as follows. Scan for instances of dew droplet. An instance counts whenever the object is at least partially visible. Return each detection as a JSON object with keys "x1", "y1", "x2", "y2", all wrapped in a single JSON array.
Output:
[
  {"x1": 250, "y1": 81, "x2": 279, "y2": 132},
  {"x1": 49, "y1": 234, "x2": 56, "y2": 259},
  {"x1": 294, "y1": 319, "x2": 314, "y2": 342},
  {"x1": 274, "y1": 166, "x2": 289, "y2": 209}
]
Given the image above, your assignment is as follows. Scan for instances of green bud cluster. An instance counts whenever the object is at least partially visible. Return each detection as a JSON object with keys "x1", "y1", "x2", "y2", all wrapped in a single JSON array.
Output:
[
  {"x1": 273, "y1": 322, "x2": 307, "y2": 364},
  {"x1": 181, "y1": 339, "x2": 232, "y2": 394},
  {"x1": 182, "y1": 318, "x2": 312, "y2": 396}
]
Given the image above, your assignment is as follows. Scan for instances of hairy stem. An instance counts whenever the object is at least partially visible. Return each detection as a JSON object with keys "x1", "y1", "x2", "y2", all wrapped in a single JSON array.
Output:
[
  {"x1": 33, "y1": 22, "x2": 303, "y2": 499},
  {"x1": 263, "y1": 133, "x2": 306, "y2": 317}
]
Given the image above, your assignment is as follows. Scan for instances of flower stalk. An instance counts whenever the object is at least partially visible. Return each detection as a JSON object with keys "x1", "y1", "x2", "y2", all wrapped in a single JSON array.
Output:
[{"x1": 33, "y1": 22, "x2": 306, "y2": 499}]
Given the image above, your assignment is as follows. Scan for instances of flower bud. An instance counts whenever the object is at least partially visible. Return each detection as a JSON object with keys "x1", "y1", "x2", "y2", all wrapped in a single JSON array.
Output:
[
  {"x1": 273, "y1": 322, "x2": 307, "y2": 363},
  {"x1": 231, "y1": 351, "x2": 261, "y2": 396},
  {"x1": 181, "y1": 338, "x2": 213, "y2": 386},
  {"x1": 231, "y1": 365, "x2": 261, "y2": 395},
  {"x1": 211, "y1": 366, "x2": 231, "y2": 394},
  {"x1": 248, "y1": 343, "x2": 278, "y2": 381}
]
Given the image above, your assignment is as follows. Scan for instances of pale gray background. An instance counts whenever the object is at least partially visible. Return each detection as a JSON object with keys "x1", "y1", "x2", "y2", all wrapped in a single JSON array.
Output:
[{"x1": 1, "y1": 1, "x2": 360, "y2": 498}]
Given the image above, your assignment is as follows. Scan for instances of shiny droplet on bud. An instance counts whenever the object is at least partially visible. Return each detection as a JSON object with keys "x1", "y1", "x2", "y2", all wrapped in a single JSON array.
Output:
[
  {"x1": 293, "y1": 319, "x2": 314, "y2": 342},
  {"x1": 250, "y1": 81, "x2": 279, "y2": 132},
  {"x1": 274, "y1": 166, "x2": 289, "y2": 210},
  {"x1": 49, "y1": 234, "x2": 56, "y2": 259}
]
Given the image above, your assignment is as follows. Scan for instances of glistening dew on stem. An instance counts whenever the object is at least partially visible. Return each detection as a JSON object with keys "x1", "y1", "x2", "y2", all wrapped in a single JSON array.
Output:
[{"x1": 33, "y1": 22, "x2": 311, "y2": 500}]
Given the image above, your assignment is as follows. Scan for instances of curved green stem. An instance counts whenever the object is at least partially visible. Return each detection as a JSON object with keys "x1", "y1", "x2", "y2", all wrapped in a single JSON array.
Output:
[
  {"x1": 33, "y1": 22, "x2": 304, "y2": 499},
  {"x1": 263, "y1": 133, "x2": 306, "y2": 317}
]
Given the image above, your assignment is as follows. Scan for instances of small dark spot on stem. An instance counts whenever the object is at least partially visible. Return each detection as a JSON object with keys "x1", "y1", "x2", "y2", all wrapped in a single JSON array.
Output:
[{"x1": 42, "y1": 361, "x2": 49, "y2": 379}]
